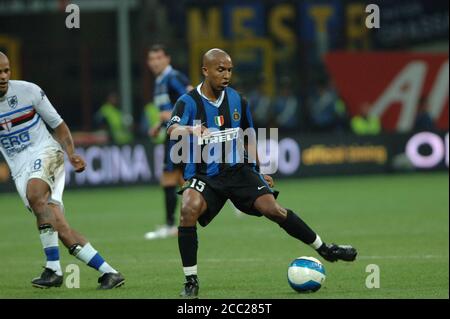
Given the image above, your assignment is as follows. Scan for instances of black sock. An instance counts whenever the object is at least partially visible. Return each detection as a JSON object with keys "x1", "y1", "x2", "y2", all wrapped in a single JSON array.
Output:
[
  {"x1": 279, "y1": 209, "x2": 317, "y2": 245},
  {"x1": 164, "y1": 186, "x2": 177, "y2": 226},
  {"x1": 178, "y1": 226, "x2": 198, "y2": 268}
]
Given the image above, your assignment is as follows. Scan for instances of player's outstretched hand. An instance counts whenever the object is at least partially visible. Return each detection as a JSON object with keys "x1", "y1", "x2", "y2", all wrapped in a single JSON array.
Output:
[
  {"x1": 192, "y1": 124, "x2": 210, "y2": 137},
  {"x1": 263, "y1": 174, "x2": 274, "y2": 188},
  {"x1": 69, "y1": 154, "x2": 86, "y2": 173}
]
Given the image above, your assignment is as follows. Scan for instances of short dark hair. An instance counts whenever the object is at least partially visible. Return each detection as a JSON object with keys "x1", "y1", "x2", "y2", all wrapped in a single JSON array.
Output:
[{"x1": 149, "y1": 44, "x2": 169, "y2": 56}]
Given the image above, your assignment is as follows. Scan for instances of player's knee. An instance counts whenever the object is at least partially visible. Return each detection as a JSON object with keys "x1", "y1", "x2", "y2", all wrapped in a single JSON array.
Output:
[{"x1": 180, "y1": 201, "x2": 202, "y2": 224}]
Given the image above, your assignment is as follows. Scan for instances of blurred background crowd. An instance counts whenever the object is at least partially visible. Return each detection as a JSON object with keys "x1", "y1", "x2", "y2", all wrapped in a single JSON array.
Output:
[{"x1": 0, "y1": 0, "x2": 448, "y2": 145}]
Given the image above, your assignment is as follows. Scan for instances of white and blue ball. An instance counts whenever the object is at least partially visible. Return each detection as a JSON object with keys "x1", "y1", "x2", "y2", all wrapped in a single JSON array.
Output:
[{"x1": 287, "y1": 256, "x2": 326, "y2": 293}]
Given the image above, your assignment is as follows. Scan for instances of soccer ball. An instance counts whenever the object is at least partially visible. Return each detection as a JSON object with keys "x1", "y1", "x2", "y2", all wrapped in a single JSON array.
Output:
[{"x1": 287, "y1": 256, "x2": 326, "y2": 293}]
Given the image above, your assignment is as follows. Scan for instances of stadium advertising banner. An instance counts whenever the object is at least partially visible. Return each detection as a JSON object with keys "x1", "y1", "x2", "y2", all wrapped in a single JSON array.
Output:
[
  {"x1": 0, "y1": 132, "x2": 447, "y2": 192},
  {"x1": 295, "y1": 131, "x2": 448, "y2": 177},
  {"x1": 325, "y1": 52, "x2": 449, "y2": 132}
]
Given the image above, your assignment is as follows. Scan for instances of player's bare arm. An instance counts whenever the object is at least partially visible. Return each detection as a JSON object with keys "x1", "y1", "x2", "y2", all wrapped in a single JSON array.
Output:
[
  {"x1": 53, "y1": 121, "x2": 86, "y2": 172},
  {"x1": 168, "y1": 122, "x2": 210, "y2": 137}
]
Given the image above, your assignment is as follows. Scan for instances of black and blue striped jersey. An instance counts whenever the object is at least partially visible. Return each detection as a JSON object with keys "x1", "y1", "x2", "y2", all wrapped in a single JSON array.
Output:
[
  {"x1": 168, "y1": 84, "x2": 255, "y2": 180},
  {"x1": 154, "y1": 65, "x2": 190, "y2": 112}
]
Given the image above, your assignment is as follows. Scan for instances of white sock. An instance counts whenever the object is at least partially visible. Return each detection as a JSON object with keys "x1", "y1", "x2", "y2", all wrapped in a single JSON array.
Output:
[
  {"x1": 183, "y1": 265, "x2": 197, "y2": 277},
  {"x1": 39, "y1": 227, "x2": 62, "y2": 276},
  {"x1": 46, "y1": 261, "x2": 62, "y2": 275},
  {"x1": 310, "y1": 235, "x2": 323, "y2": 250},
  {"x1": 99, "y1": 262, "x2": 118, "y2": 274},
  {"x1": 75, "y1": 243, "x2": 118, "y2": 274}
]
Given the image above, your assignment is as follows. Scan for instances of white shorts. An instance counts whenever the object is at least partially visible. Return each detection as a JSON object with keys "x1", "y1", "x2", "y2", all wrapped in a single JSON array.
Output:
[{"x1": 14, "y1": 147, "x2": 65, "y2": 210}]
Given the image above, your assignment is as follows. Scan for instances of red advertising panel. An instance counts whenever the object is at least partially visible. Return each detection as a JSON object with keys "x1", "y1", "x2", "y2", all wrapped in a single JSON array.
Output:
[{"x1": 324, "y1": 52, "x2": 449, "y2": 132}]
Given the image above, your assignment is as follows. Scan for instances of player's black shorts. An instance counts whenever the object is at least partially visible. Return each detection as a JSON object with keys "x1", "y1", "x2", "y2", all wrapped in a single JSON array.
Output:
[
  {"x1": 164, "y1": 138, "x2": 183, "y2": 172},
  {"x1": 178, "y1": 163, "x2": 279, "y2": 227}
]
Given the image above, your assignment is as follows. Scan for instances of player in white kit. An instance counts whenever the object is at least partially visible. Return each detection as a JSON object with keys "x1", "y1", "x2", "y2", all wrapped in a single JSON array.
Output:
[{"x1": 0, "y1": 51, "x2": 125, "y2": 289}]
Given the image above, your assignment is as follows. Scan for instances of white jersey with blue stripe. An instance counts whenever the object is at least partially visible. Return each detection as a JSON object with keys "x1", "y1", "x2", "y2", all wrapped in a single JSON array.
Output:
[{"x1": 0, "y1": 80, "x2": 63, "y2": 179}]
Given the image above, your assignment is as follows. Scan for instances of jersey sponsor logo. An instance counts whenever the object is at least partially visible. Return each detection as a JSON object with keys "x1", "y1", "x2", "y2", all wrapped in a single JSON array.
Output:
[
  {"x1": 197, "y1": 127, "x2": 239, "y2": 145},
  {"x1": 257, "y1": 186, "x2": 266, "y2": 190},
  {"x1": 40, "y1": 90, "x2": 46, "y2": 100},
  {"x1": 214, "y1": 115, "x2": 224, "y2": 127},
  {"x1": 232, "y1": 109, "x2": 240, "y2": 121},
  {"x1": 7, "y1": 95, "x2": 18, "y2": 109},
  {"x1": 0, "y1": 131, "x2": 31, "y2": 155}
]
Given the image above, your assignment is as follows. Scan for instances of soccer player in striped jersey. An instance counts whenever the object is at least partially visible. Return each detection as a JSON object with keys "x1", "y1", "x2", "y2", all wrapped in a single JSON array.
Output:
[
  {"x1": 167, "y1": 49, "x2": 357, "y2": 298},
  {"x1": 0, "y1": 52, "x2": 124, "y2": 289},
  {"x1": 144, "y1": 44, "x2": 193, "y2": 240}
]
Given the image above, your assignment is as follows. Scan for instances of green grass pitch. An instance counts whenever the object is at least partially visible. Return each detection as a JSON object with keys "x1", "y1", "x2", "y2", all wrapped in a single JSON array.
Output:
[{"x1": 0, "y1": 172, "x2": 448, "y2": 299}]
